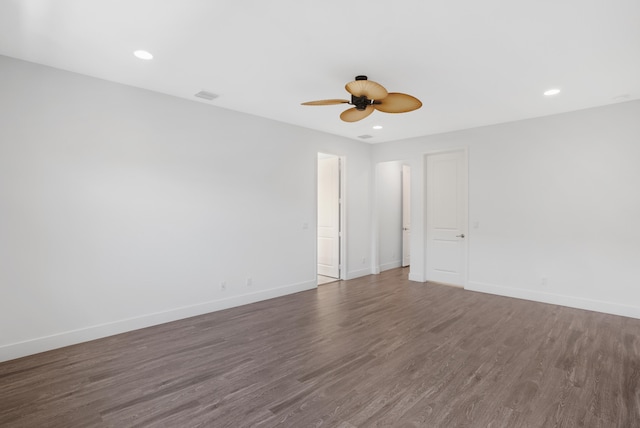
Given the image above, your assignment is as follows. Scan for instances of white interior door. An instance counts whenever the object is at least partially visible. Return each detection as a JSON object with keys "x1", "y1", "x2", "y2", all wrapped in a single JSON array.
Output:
[
  {"x1": 402, "y1": 165, "x2": 411, "y2": 267},
  {"x1": 317, "y1": 155, "x2": 340, "y2": 278},
  {"x1": 426, "y1": 150, "x2": 467, "y2": 286}
]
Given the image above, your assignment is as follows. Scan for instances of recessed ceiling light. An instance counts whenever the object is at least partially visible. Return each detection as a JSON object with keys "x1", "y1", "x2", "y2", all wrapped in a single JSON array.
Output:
[
  {"x1": 544, "y1": 88, "x2": 560, "y2": 96},
  {"x1": 133, "y1": 50, "x2": 153, "y2": 60},
  {"x1": 372, "y1": 125, "x2": 383, "y2": 130}
]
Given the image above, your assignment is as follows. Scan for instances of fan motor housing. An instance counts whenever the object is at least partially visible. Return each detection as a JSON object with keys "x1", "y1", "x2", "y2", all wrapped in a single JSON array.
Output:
[{"x1": 351, "y1": 95, "x2": 370, "y2": 110}]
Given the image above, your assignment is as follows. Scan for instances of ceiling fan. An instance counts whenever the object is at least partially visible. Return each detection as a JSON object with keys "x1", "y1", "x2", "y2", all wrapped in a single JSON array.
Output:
[{"x1": 301, "y1": 75, "x2": 422, "y2": 122}]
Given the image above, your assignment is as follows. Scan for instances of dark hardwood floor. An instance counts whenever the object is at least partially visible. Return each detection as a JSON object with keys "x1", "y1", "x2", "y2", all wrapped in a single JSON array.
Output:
[{"x1": 1, "y1": 268, "x2": 639, "y2": 427}]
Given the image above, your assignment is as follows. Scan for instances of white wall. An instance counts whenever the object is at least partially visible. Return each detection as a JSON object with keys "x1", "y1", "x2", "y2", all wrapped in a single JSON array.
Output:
[
  {"x1": 373, "y1": 100, "x2": 640, "y2": 319},
  {"x1": 3, "y1": 53, "x2": 639, "y2": 363},
  {"x1": 375, "y1": 161, "x2": 403, "y2": 272},
  {"x1": 0, "y1": 55, "x2": 373, "y2": 361}
]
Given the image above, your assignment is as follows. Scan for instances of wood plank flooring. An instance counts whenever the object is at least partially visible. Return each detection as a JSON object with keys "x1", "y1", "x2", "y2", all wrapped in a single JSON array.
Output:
[{"x1": 1, "y1": 268, "x2": 639, "y2": 427}]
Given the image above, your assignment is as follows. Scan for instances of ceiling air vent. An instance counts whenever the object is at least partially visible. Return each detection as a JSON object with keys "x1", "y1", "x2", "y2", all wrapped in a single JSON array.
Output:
[
  {"x1": 358, "y1": 134, "x2": 373, "y2": 139},
  {"x1": 194, "y1": 91, "x2": 218, "y2": 101}
]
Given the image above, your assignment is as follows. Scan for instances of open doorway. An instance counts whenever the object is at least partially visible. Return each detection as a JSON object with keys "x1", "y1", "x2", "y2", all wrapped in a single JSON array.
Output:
[
  {"x1": 317, "y1": 153, "x2": 343, "y2": 285},
  {"x1": 375, "y1": 160, "x2": 406, "y2": 274}
]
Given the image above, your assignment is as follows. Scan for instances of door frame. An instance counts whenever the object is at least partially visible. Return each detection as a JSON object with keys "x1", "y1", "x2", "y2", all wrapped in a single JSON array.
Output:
[
  {"x1": 402, "y1": 164, "x2": 411, "y2": 267},
  {"x1": 316, "y1": 152, "x2": 347, "y2": 281},
  {"x1": 423, "y1": 147, "x2": 469, "y2": 287}
]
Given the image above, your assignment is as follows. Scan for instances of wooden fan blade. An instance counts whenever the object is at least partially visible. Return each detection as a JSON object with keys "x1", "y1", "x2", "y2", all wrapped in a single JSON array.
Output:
[
  {"x1": 340, "y1": 106, "x2": 374, "y2": 122},
  {"x1": 345, "y1": 80, "x2": 388, "y2": 100},
  {"x1": 301, "y1": 99, "x2": 350, "y2": 106},
  {"x1": 374, "y1": 92, "x2": 422, "y2": 113}
]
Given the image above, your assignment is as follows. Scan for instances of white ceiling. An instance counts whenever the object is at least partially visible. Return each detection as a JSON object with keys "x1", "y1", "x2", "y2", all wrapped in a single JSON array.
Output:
[{"x1": 1, "y1": 0, "x2": 639, "y2": 143}]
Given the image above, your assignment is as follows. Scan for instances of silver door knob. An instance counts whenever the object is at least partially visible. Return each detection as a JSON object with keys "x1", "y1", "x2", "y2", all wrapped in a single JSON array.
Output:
[{"x1": 456, "y1": 234, "x2": 465, "y2": 238}]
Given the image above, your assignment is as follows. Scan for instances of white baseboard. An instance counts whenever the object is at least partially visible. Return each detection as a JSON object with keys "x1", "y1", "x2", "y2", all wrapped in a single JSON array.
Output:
[
  {"x1": 346, "y1": 268, "x2": 371, "y2": 280},
  {"x1": 466, "y1": 281, "x2": 640, "y2": 320},
  {"x1": 0, "y1": 280, "x2": 317, "y2": 363},
  {"x1": 379, "y1": 260, "x2": 402, "y2": 272}
]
